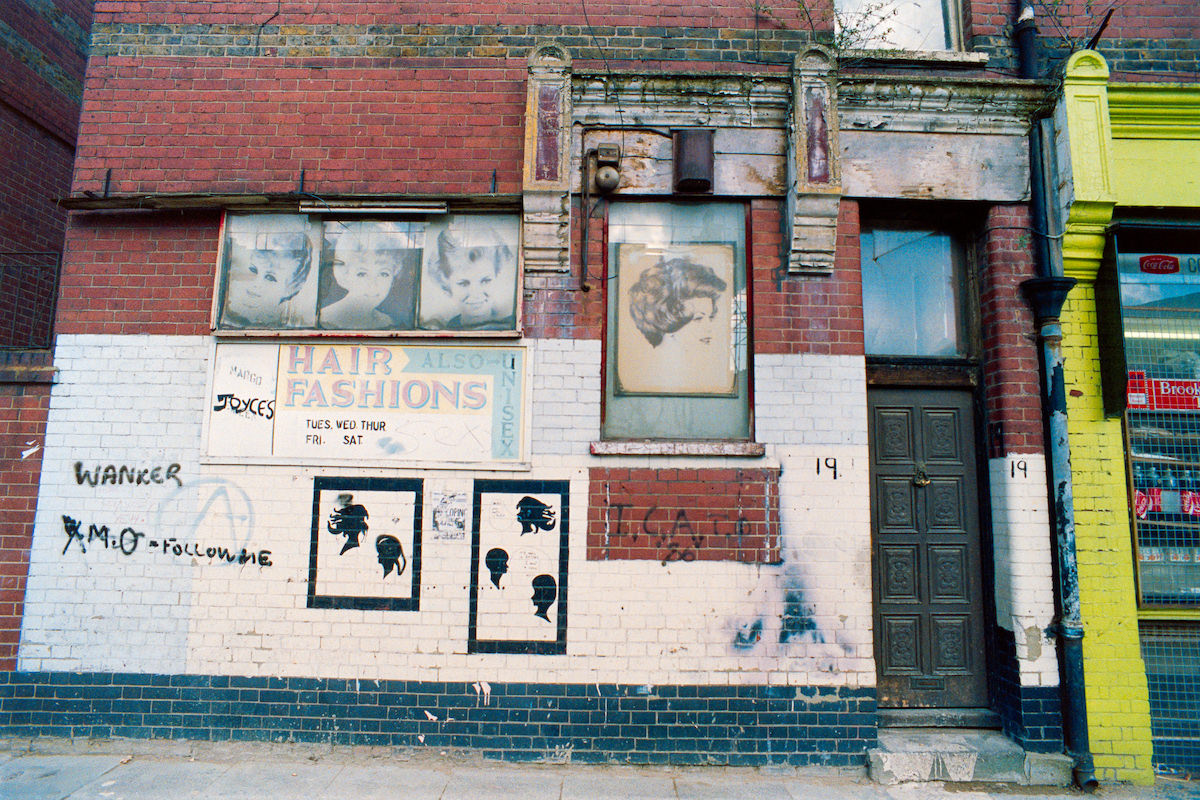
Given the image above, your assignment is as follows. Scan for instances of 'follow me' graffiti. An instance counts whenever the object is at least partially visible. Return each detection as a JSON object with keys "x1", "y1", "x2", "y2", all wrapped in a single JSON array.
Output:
[{"x1": 206, "y1": 342, "x2": 527, "y2": 465}]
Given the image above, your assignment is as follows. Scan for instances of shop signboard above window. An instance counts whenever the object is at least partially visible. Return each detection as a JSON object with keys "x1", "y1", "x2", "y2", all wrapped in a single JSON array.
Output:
[
  {"x1": 1117, "y1": 237, "x2": 1200, "y2": 607},
  {"x1": 205, "y1": 341, "x2": 528, "y2": 467},
  {"x1": 214, "y1": 213, "x2": 521, "y2": 334}
]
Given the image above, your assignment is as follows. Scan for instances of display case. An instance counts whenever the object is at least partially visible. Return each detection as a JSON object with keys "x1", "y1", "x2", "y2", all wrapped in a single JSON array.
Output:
[{"x1": 1117, "y1": 228, "x2": 1200, "y2": 607}]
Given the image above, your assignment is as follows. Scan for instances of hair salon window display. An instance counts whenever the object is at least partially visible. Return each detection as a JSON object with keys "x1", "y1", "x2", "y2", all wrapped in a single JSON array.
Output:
[{"x1": 216, "y1": 214, "x2": 520, "y2": 333}]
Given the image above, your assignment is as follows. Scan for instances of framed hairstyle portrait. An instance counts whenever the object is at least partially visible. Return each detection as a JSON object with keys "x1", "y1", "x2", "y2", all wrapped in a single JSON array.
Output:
[
  {"x1": 214, "y1": 212, "x2": 521, "y2": 335},
  {"x1": 307, "y1": 477, "x2": 423, "y2": 611},
  {"x1": 602, "y1": 202, "x2": 750, "y2": 441},
  {"x1": 217, "y1": 214, "x2": 321, "y2": 330},
  {"x1": 467, "y1": 479, "x2": 569, "y2": 655},
  {"x1": 615, "y1": 242, "x2": 737, "y2": 396},
  {"x1": 417, "y1": 216, "x2": 520, "y2": 332}
]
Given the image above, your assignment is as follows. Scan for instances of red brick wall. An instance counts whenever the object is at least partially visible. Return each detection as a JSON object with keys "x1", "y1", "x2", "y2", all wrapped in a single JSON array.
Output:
[
  {"x1": 587, "y1": 467, "x2": 782, "y2": 564},
  {"x1": 980, "y1": 204, "x2": 1044, "y2": 457},
  {"x1": 57, "y1": 211, "x2": 222, "y2": 336},
  {"x1": 73, "y1": 59, "x2": 528, "y2": 197},
  {"x1": 0, "y1": 380, "x2": 52, "y2": 669},
  {"x1": 0, "y1": 106, "x2": 77, "y2": 254},
  {"x1": 969, "y1": 0, "x2": 1199, "y2": 44},
  {"x1": 753, "y1": 199, "x2": 864, "y2": 357},
  {"x1": 92, "y1": 1, "x2": 831, "y2": 29},
  {"x1": 1, "y1": 0, "x2": 91, "y2": 143},
  {"x1": 520, "y1": 199, "x2": 606, "y2": 340}
]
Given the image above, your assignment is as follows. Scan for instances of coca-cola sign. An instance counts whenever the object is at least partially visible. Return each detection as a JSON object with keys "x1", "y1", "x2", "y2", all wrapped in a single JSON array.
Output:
[{"x1": 1139, "y1": 254, "x2": 1180, "y2": 274}]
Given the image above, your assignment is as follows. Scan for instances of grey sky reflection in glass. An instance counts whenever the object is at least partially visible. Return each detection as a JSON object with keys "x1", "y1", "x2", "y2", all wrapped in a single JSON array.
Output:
[{"x1": 861, "y1": 228, "x2": 963, "y2": 358}]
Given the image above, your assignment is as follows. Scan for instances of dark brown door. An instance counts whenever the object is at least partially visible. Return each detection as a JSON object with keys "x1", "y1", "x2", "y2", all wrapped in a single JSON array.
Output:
[{"x1": 869, "y1": 388, "x2": 987, "y2": 708}]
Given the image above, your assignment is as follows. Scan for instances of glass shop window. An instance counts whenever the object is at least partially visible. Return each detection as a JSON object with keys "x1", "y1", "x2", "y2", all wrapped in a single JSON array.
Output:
[
  {"x1": 214, "y1": 213, "x2": 521, "y2": 334},
  {"x1": 1116, "y1": 231, "x2": 1200, "y2": 607},
  {"x1": 603, "y1": 202, "x2": 750, "y2": 440},
  {"x1": 860, "y1": 227, "x2": 968, "y2": 358}
]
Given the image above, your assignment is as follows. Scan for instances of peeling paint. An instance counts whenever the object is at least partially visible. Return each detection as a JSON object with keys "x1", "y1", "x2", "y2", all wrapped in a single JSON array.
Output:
[{"x1": 1023, "y1": 624, "x2": 1043, "y2": 661}]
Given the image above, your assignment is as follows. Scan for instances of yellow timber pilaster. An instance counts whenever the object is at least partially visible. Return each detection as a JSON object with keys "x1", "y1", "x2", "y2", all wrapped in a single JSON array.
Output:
[{"x1": 1056, "y1": 50, "x2": 1154, "y2": 785}]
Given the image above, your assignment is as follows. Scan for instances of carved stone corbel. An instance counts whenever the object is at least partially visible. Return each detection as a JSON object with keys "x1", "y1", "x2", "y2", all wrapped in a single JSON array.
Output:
[
  {"x1": 522, "y1": 43, "x2": 573, "y2": 273},
  {"x1": 787, "y1": 45, "x2": 842, "y2": 275}
]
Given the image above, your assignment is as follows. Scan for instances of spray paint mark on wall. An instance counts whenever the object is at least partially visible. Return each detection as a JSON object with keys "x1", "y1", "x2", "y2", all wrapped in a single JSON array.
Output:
[
  {"x1": 75, "y1": 462, "x2": 182, "y2": 488},
  {"x1": 154, "y1": 477, "x2": 255, "y2": 549},
  {"x1": 60, "y1": 514, "x2": 269, "y2": 566},
  {"x1": 586, "y1": 468, "x2": 781, "y2": 564}
]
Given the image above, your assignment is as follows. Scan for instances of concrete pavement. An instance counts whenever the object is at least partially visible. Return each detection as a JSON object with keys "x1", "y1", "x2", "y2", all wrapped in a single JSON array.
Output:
[{"x1": 0, "y1": 738, "x2": 1197, "y2": 800}]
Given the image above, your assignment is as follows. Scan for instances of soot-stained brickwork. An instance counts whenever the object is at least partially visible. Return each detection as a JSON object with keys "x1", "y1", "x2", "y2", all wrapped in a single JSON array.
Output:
[
  {"x1": 989, "y1": 616, "x2": 1064, "y2": 753},
  {"x1": 88, "y1": 22, "x2": 817, "y2": 66},
  {"x1": 0, "y1": 0, "x2": 94, "y2": 668}
]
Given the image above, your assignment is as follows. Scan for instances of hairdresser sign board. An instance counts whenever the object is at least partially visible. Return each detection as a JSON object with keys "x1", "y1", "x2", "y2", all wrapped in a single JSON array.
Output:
[{"x1": 206, "y1": 342, "x2": 527, "y2": 466}]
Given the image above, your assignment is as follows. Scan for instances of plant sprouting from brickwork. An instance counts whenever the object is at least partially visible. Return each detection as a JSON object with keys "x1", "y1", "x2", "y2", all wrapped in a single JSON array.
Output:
[{"x1": 830, "y1": 0, "x2": 910, "y2": 51}]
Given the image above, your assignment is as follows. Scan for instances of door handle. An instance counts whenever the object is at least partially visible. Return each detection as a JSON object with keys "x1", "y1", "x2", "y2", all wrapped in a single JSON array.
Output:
[{"x1": 912, "y1": 463, "x2": 931, "y2": 487}]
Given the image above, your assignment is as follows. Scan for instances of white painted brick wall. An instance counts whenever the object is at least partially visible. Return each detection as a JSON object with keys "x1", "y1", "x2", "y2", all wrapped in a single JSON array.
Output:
[
  {"x1": 989, "y1": 454, "x2": 1060, "y2": 686},
  {"x1": 23, "y1": 335, "x2": 879, "y2": 689},
  {"x1": 754, "y1": 354, "x2": 869, "y2": 446},
  {"x1": 25, "y1": 335, "x2": 211, "y2": 675},
  {"x1": 529, "y1": 338, "x2": 601, "y2": 456}
]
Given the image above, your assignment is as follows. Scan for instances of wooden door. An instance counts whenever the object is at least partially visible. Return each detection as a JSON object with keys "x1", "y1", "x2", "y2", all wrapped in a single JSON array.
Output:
[{"x1": 869, "y1": 388, "x2": 988, "y2": 708}]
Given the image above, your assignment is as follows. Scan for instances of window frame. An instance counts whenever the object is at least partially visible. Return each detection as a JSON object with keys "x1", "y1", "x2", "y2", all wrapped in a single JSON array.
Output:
[
  {"x1": 859, "y1": 219, "x2": 976, "y2": 362},
  {"x1": 600, "y1": 199, "x2": 754, "y2": 443},
  {"x1": 834, "y1": 0, "x2": 965, "y2": 53},
  {"x1": 211, "y1": 210, "x2": 524, "y2": 338}
]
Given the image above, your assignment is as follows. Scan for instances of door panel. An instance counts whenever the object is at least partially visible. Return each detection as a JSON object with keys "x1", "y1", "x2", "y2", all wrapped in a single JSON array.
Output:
[{"x1": 870, "y1": 388, "x2": 988, "y2": 709}]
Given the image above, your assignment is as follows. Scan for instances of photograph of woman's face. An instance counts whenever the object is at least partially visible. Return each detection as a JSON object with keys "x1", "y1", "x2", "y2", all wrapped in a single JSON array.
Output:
[
  {"x1": 442, "y1": 253, "x2": 499, "y2": 326},
  {"x1": 615, "y1": 245, "x2": 737, "y2": 396},
  {"x1": 226, "y1": 249, "x2": 294, "y2": 324},
  {"x1": 318, "y1": 222, "x2": 419, "y2": 331},
  {"x1": 222, "y1": 231, "x2": 313, "y2": 328},
  {"x1": 333, "y1": 254, "x2": 401, "y2": 309}
]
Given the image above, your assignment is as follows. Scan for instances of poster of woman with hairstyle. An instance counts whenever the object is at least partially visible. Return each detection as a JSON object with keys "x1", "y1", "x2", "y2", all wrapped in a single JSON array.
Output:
[{"x1": 615, "y1": 243, "x2": 737, "y2": 396}]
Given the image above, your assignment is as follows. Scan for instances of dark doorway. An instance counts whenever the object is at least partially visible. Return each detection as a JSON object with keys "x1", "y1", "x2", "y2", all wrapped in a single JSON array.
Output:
[{"x1": 869, "y1": 387, "x2": 988, "y2": 709}]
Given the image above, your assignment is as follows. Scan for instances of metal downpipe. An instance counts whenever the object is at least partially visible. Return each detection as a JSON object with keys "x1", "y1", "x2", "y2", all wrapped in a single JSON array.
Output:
[
  {"x1": 1016, "y1": 8, "x2": 1099, "y2": 791},
  {"x1": 1021, "y1": 279, "x2": 1099, "y2": 792}
]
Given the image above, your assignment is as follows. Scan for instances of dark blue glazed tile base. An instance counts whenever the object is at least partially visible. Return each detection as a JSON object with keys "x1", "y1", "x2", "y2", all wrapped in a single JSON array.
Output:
[
  {"x1": 988, "y1": 626, "x2": 1064, "y2": 753},
  {"x1": 0, "y1": 672, "x2": 877, "y2": 766}
]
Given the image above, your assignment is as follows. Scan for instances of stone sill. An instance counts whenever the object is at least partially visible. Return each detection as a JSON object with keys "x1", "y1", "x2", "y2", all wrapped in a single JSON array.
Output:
[
  {"x1": 841, "y1": 48, "x2": 990, "y2": 67},
  {"x1": 590, "y1": 440, "x2": 765, "y2": 457}
]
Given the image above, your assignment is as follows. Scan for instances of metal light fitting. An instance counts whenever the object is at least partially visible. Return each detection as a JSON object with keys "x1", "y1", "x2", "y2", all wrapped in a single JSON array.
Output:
[{"x1": 297, "y1": 201, "x2": 448, "y2": 215}]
